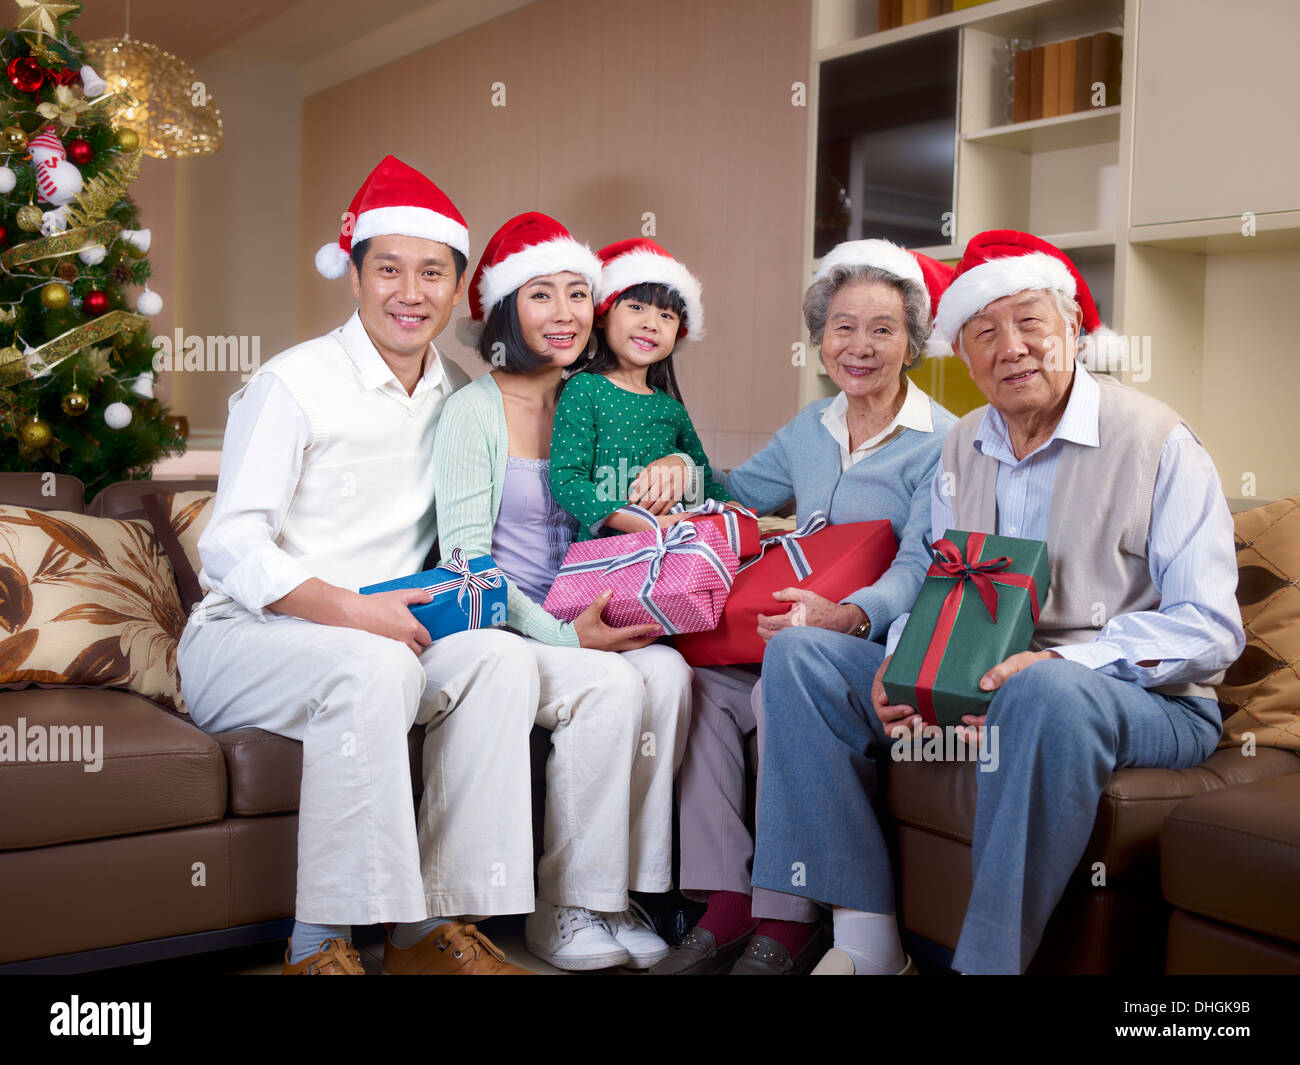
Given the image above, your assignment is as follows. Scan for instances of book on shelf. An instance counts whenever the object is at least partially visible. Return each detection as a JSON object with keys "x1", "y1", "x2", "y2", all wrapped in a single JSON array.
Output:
[
  {"x1": 1090, "y1": 30, "x2": 1122, "y2": 109},
  {"x1": 1042, "y1": 41, "x2": 1061, "y2": 118},
  {"x1": 1028, "y1": 45, "x2": 1045, "y2": 121},
  {"x1": 1058, "y1": 36, "x2": 1077, "y2": 118},
  {"x1": 1073, "y1": 33, "x2": 1094, "y2": 112}
]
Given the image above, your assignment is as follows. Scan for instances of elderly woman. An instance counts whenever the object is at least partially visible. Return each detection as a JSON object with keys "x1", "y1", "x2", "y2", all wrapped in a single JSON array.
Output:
[
  {"x1": 431, "y1": 212, "x2": 693, "y2": 972},
  {"x1": 752, "y1": 230, "x2": 1242, "y2": 975},
  {"x1": 651, "y1": 240, "x2": 957, "y2": 976}
]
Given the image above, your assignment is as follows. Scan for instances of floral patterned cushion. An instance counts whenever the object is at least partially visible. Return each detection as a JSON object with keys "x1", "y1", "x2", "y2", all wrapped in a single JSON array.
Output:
[
  {"x1": 1218, "y1": 495, "x2": 1300, "y2": 750},
  {"x1": 141, "y1": 490, "x2": 215, "y2": 613},
  {"x1": 0, "y1": 505, "x2": 187, "y2": 713}
]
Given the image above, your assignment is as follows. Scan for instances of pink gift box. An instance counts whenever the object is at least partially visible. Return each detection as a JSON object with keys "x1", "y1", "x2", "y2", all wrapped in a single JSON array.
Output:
[{"x1": 543, "y1": 512, "x2": 739, "y2": 635}]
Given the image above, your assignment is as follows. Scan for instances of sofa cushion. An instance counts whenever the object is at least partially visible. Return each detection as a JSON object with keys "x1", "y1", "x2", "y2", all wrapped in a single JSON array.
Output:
[
  {"x1": 0, "y1": 689, "x2": 226, "y2": 850},
  {"x1": 0, "y1": 505, "x2": 187, "y2": 713},
  {"x1": 0, "y1": 472, "x2": 87, "y2": 513},
  {"x1": 1218, "y1": 495, "x2": 1300, "y2": 751},
  {"x1": 887, "y1": 746, "x2": 1300, "y2": 880},
  {"x1": 1162, "y1": 770, "x2": 1300, "y2": 947},
  {"x1": 142, "y1": 490, "x2": 215, "y2": 612}
]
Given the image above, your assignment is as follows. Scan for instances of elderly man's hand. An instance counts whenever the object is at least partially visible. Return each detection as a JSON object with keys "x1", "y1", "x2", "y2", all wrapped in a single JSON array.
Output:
[
  {"x1": 978, "y1": 649, "x2": 1061, "y2": 693},
  {"x1": 756, "y1": 589, "x2": 864, "y2": 641}
]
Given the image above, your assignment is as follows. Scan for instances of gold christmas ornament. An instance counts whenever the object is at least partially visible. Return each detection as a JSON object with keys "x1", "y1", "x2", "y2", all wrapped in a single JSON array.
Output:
[
  {"x1": 16, "y1": 204, "x2": 44, "y2": 232},
  {"x1": 19, "y1": 416, "x2": 52, "y2": 449},
  {"x1": 1, "y1": 125, "x2": 28, "y2": 153},
  {"x1": 15, "y1": 1, "x2": 78, "y2": 37},
  {"x1": 61, "y1": 387, "x2": 89, "y2": 416},
  {"x1": 114, "y1": 127, "x2": 140, "y2": 152},
  {"x1": 0, "y1": 344, "x2": 25, "y2": 386},
  {"x1": 40, "y1": 281, "x2": 70, "y2": 308}
]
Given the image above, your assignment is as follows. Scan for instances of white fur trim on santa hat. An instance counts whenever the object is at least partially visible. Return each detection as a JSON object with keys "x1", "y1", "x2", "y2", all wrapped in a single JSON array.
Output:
[
  {"x1": 477, "y1": 237, "x2": 603, "y2": 320},
  {"x1": 352, "y1": 205, "x2": 469, "y2": 259},
  {"x1": 932, "y1": 251, "x2": 1076, "y2": 350},
  {"x1": 814, "y1": 239, "x2": 925, "y2": 290},
  {"x1": 599, "y1": 248, "x2": 705, "y2": 341},
  {"x1": 315, "y1": 243, "x2": 351, "y2": 279},
  {"x1": 1077, "y1": 325, "x2": 1122, "y2": 371},
  {"x1": 456, "y1": 315, "x2": 484, "y2": 349}
]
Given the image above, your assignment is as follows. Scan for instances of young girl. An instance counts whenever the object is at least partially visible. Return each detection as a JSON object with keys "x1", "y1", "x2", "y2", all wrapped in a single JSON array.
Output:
[{"x1": 549, "y1": 239, "x2": 730, "y2": 536}]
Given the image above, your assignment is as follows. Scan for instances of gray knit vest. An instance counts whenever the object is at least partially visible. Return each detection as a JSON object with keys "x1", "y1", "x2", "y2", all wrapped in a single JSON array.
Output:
[{"x1": 941, "y1": 372, "x2": 1219, "y2": 701}]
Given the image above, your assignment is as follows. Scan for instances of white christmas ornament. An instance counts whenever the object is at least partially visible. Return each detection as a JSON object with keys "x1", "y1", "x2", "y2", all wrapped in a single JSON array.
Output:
[
  {"x1": 28, "y1": 128, "x2": 82, "y2": 207},
  {"x1": 130, "y1": 371, "x2": 155, "y2": 399},
  {"x1": 120, "y1": 229, "x2": 152, "y2": 254},
  {"x1": 79, "y1": 65, "x2": 107, "y2": 97},
  {"x1": 0, "y1": 167, "x2": 14, "y2": 194},
  {"x1": 40, "y1": 206, "x2": 69, "y2": 235},
  {"x1": 136, "y1": 287, "x2": 164, "y2": 316},
  {"x1": 104, "y1": 402, "x2": 133, "y2": 430},
  {"x1": 78, "y1": 243, "x2": 108, "y2": 265}
]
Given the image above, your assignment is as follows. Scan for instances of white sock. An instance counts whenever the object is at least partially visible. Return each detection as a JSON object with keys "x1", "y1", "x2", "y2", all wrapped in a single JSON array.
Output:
[
  {"x1": 390, "y1": 916, "x2": 453, "y2": 948},
  {"x1": 832, "y1": 908, "x2": 906, "y2": 975}
]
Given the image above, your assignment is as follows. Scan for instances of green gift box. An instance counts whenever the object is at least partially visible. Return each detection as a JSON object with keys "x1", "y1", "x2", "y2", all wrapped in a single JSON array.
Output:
[{"x1": 883, "y1": 530, "x2": 1049, "y2": 727}]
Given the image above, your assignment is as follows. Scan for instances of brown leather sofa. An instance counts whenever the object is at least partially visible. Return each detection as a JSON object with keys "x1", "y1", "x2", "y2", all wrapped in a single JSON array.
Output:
[{"x1": 4, "y1": 471, "x2": 1298, "y2": 973}]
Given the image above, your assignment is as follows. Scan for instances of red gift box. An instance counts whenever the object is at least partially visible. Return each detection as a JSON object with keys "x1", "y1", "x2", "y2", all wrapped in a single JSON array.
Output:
[
  {"x1": 673, "y1": 512, "x2": 897, "y2": 666},
  {"x1": 671, "y1": 500, "x2": 761, "y2": 560},
  {"x1": 542, "y1": 505, "x2": 740, "y2": 634}
]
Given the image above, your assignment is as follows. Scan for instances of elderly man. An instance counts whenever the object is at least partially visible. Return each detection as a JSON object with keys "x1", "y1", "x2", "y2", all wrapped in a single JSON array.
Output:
[{"x1": 750, "y1": 230, "x2": 1244, "y2": 975}]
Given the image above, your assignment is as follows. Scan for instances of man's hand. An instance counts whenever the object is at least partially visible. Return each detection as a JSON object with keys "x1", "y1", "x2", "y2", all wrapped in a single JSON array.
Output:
[
  {"x1": 346, "y1": 588, "x2": 434, "y2": 655},
  {"x1": 978, "y1": 649, "x2": 1061, "y2": 692},
  {"x1": 628, "y1": 455, "x2": 688, "y2": 515},
  {"x1": 871, "y1": 654, "x2": 924, "y2": 740},
  {"x1": 756, "y1": 589, "x2": 864, "y2": 642},
  {"x1": 572, "y1": 590, "x2": 663, "y2": 651}
]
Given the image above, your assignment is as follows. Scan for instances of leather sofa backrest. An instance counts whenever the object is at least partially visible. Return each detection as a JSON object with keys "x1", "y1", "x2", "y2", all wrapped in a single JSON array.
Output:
[
  {"x1": 89, "y1": 478, "x2": 219, "y2": 520},
  {"x1": 0, "y1": 472, "x2": 87, "y2": 512}
]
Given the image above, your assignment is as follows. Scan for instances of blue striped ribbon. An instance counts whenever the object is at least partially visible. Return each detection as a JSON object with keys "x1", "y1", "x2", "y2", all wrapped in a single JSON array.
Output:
[
  {"x1": 668, "y1": 499, "x2": 757, "y2": 558},
  {"x1": 555, "y1": 505, "x2": 735, "y2": 634},
  {"x1": 424, "y1": 549, "x2": 504, "y2": 629},
  {"x1": 736, "y1": 510, "x2": 829, "y2": 579}
]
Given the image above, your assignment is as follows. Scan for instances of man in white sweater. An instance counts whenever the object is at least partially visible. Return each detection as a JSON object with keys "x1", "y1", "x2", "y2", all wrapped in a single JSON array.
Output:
[{"x1": 178, "y1": 156, "x2": 537, "y2": 975}]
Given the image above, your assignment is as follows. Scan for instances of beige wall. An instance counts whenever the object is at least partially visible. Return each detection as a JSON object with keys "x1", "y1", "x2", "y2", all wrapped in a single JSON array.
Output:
[{"x1": 299, "y1": 0, "x2": 812, "y2": 469}]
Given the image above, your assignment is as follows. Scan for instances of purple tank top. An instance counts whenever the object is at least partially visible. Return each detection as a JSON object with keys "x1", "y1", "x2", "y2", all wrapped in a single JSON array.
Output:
[{"x1": 491, "y1": 457, "x2": 578, "y2": 604}]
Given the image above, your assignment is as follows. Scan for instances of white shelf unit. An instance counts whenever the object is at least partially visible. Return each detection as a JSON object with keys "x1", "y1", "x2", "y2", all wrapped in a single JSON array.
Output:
[{"x1": 801, "y1": 0, "x2": 1300, "y2": 502}]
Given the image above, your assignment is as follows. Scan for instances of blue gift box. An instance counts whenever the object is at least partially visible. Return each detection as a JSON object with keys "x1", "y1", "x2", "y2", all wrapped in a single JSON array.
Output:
[{"x1": 360, "y1": 550, "x2": 507, "y2": 641}]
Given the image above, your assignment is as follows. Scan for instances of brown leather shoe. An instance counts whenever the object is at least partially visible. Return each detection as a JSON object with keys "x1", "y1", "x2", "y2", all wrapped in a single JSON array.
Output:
[
  {"x1": 648, "y1": 926, "x2": 751, "y2": 975},
  {"x1": 728, "y1": 927, "x2": 830, "y2": 975},
  {"x1": 281, "y1": 938, "x2": 365, "y2": 975},
  {"x1": 382, "y1": 921, "x2": 534, "y2": 975}
]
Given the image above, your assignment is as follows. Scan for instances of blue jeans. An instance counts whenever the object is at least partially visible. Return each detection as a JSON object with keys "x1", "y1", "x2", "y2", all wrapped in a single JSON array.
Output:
[{"x1": 750, "y1": 626, "x2": 1221, "y2": 974}]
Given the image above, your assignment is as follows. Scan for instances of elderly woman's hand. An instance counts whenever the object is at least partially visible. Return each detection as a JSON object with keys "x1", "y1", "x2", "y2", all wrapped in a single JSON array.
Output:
[{"x1": 756, "y1": 588, "x2": 868, "y2": 641}]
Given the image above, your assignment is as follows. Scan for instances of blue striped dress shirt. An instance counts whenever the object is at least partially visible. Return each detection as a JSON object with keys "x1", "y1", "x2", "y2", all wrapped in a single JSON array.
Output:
[{"x1": 885, "y1": 367, "x2": 1244, "y2": 687}]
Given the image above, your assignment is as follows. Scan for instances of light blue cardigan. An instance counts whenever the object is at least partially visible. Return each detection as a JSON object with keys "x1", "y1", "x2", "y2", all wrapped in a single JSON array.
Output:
[{"x1": 724, "y1": 392, "x2": 957, "y2": 639}]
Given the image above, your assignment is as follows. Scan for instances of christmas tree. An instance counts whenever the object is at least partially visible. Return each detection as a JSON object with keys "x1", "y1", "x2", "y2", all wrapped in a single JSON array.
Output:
[{"x1": 0, "y1": 0, "x2": 185, "y2": 500}]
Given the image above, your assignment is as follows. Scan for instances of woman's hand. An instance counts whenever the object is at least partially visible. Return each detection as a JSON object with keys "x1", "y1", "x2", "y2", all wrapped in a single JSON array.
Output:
[
  {"x1": 572, "y1": 590, "x2": 663, "y2": 651},
  {"x1": 871, "y1": 654, "x2": 924, "y2": 740},
  {"x1": 628, "y1": 455, "x2": 688, "y2": 515},
  {"x1": 345, "y1": 588, "x2": 434, "y2": 655},
  {"x1": 755, "y1": 589, "x2": 867, "y2": 641}
]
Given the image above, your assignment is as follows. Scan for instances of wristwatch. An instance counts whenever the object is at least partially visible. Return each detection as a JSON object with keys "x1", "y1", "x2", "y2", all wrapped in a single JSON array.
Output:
[{"x1": 850, "y1": 613, "x2": 871, "y2": 638}]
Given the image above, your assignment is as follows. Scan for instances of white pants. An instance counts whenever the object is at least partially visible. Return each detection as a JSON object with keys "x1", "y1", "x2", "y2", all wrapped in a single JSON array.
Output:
[
  {"x1": 515, "y1": 638, "x2": 693, "y2": 911},
  {"x1": 178, "y1": 612, "x2": 538, "y2": 924}
]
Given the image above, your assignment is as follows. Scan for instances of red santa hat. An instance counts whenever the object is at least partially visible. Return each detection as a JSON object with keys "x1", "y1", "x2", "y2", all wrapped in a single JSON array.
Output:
[
  {"x1": 314, "y1": 155, "x2": 468, "y2": 279},
  {"x1": 930, "y1": 230, "x2": 1116, "y2": 361},
  {"x1": 458, "y1": 212, "x2": 602, "y2": 346},
  {"x1": 595, "y1": 238, "x2": 705, "y2": 342},
  {"x1": 814, "y1": 239, "x2": 953, "y2": 318}
]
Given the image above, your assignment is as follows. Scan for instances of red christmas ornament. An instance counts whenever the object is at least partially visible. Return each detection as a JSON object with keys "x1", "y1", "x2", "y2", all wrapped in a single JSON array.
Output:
[
  {"x1": 82, "y1": 290, "x2": 110, "y2": 316},
  {"x1": 0, "y1": 224, "x2": 8, "y2": 246},
  {"x1": 7, "y1": 57, "x2": 45, "y2": 94},
  {"x1": 66, "y1": 138, "x2": 92, "y2": 165}
]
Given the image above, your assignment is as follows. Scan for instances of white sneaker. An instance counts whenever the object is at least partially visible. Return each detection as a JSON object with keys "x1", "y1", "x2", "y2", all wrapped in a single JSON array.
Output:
[
  {"x1": 525, "y1": 901, "x2": 631, "y2": 971},
  {"x1": 601, "y1": 900, "x2": 670, "y2": 969}
]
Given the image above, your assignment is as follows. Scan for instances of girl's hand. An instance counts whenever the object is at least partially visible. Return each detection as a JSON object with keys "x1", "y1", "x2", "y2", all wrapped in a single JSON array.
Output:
[
  {"x1": 572, "y1": 590, "x2": 663, "y2": 651},
  {"x1": 755, "y1": 589, "x2": 864, "y2": 641},
  {"x1": 629, "y1": 455, "x2": 688, "y2": 515},
  {"x1": 657, "y1": 512, "x2": 691, "y2": 529}
]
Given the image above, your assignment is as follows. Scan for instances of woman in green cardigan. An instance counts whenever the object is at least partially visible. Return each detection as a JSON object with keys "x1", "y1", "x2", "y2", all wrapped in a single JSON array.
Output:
[{"x1": 431, "y1": 213, "x2": 693, "y2": 973}]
